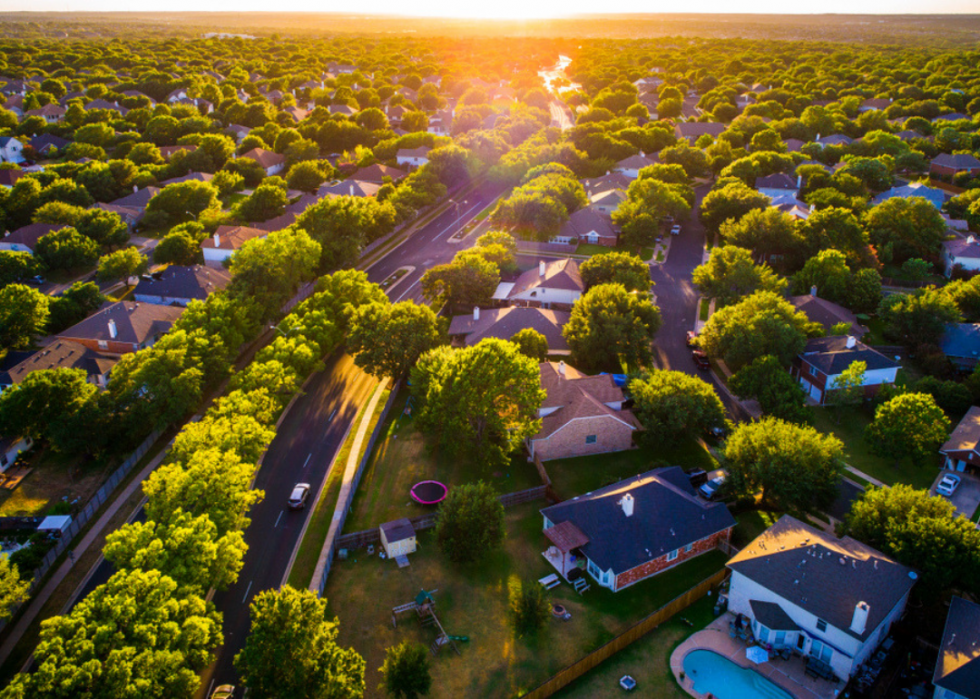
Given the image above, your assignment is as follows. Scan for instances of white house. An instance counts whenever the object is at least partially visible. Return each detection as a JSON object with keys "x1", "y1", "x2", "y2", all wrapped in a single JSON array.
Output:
[
  {"x1": 493, "y1": 259, "x2": 584, "y2": 310},
  {"x1": 201, "y1": 225, "x2": 267, "y2": 268},
  {"x1": 728, "y1": 515, "x2": 917, "y2": 682},
  {"x1": 755, "y1": 173, "x2": 800, "y2": 201},
  {"x1": 379, "y1": 518, "x2": 417, "y2": 559},
  {"x1": 791, "y1": 336, "x2": 900, "y2": 405},
  {"x1": 239, "y1": 148, "x2": 285, "y2": 177},
  {"x1": 0, "y1": 137, "x2": 25, "y2": 164},
  {"x1": 942, "y1": 236, "x2": 980, "y2": 278},
  {"x1": 396, "y1": 146, "x2": 431, "y2": 168},
  {"x1": 613, "y1": 153, "x2": 659, "y2": 179},
  {"x1": 0, "y1": 436, "x2": 32, "y2": 472},
  {"x1": 938, "y1": 406, "x2": 980, "y2": 475},
  {"x1": 933, "y1": 597, "x2": 980, "y2": 699}
]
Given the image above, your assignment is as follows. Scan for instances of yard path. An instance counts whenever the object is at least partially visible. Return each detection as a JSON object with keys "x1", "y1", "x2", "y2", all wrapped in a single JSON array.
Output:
[
  {"x1": 308, "y1": 378, "x2": 386, "y2": 592},
  {"x1": 844, "y1": 465, "x2": 886, "y2": 488}
]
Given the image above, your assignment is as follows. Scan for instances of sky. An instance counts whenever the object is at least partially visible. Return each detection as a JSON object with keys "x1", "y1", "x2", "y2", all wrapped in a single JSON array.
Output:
[{"x1": 7, "y1": 0, "x2": 980, "y2": 15}]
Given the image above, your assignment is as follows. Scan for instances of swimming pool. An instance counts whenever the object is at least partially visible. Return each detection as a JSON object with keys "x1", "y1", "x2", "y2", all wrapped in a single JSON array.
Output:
[{"x1": 682, "y1": 649, "x2": 794, "y2": 699}]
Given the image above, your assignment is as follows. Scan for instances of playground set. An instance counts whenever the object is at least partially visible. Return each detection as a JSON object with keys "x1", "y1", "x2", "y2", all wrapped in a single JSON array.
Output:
[{"x1": 391, "y1": 589, "x2": 469, "y2": 655}]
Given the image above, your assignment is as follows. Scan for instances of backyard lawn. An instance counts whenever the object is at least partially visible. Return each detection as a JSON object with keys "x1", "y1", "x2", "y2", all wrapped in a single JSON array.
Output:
[
  {"x1": 324, "y1": 503, "x2": 727, "y2": 699},
  {"x1": 810, "y1": 406, "x2": 937, "y2": 489},
  {"x1": 575, "y1": 244, "x2": 654, "y2": 261},
  {"x1": 343, "y1": 391, "x2": 541, "y2": 533},
  {"x1": 0, "y1": 447, "x2": 111, "y2": 518},
  {"x1": 731, "y1": 509, "x2": 783, "y2": 549}
]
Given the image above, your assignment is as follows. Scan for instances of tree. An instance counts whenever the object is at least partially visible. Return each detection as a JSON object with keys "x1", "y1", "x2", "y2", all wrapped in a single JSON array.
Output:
[
  {"x1": 693, "y1": 246, "x2": 786, "y2": 306},
  {"x1": 510, "y1": 328, "x2": 549, "y2": 362},
  {"x1": 729, "y1": 355, "x2": 810, "y2": 423},
  {"x1": 237, "y1": 182, "x2": 288, "y2": 222},
  {"x1": 0, "y1": 368, "x2": 97, "y2": 450},
  {"x1": 411, "y1": 340, "x2": 544, "y2": 468},
  {"x1": 0, "y1": 283, "x2": 49, "y2": 349},
  {"x1": 96, "y1": 247, "x2": 148, "y2": 287},
  {"x1": 0, "y1": 250, "x2": 40, "y2": 288},
  {"x1": 154, "y1": 230, "x2": 201, "y2": 265},
  {"x1": 865, "y1": 197, "x2": 947, "y2": 264},
  {"x1": 800, "y1": 206, "x2": 872, "y2": 267},
  {"x1": 381, "y1": 642, "x2": 431, "y2": 699},
  {"x1": 630, "y1": 370, "x2": 726, "y2": 445},
  {"x1": 287, "y1": 160, "x2": 328, "y2": 193},
  {"x1": 347, "y1": 301, "x2": 443, "y2": 379},
  {"x1": 294, "y1": 195, "x2": 397, "y2": 272},
  {"x1": 474, "y1": 230, "x2": 518, "y2": 273},
  {"x1": 563, "y1": 284, "x2": 661, "y2": 372},
  {"x1": 613, "y1": 178, "x2": 691, "y2": 251},
  {"x1": 228, "y1": 228, "x2": 321, "y2": 321},
  {"x1": 579, "y1": 251, "x2": 651, "y2": 292},
  {"x1": 434, "y1": 481, "x2": 505, "y2": 563},
  {"x1": 47, "y1": 281, "x2": 105, "y2": 334},
  {"x1": 420, "y1": 253, "x2": 499, "y2": 312},
  {"x1": 866, "y1": 393, "x2": 951, "y2": 465},
  {"x1": 35, "y1": 227, "x2": 99, "y2": 270},
  {"x1": 825, "y1": 360, "x2": 866, "y2": 416},
  {"x1": 724, "y1": 417, "x2": 844, "y2": 512},
  {"x1": 791, "y1": 249, "x2": 852, "y2": 305},
  {"x1": 698, "y1": 291, "x2": 811, "y2": 370},
  {"x1": 510, "y1": 578, "x2": 551, "y2": 637},
  {"x1": 235, "y1": 586, "x2": 365, "y2": 699},
  {"x1": 699, "y1": 182, "x2": 769, "y2": 231},
  {"x1": 845, "y1": 485, "x2": 980, "y2": 593},
  {"x1": 145, "y1": 180, "x2": 220, "y2": 225},
  {"x1": 0, "y1": 558, "x2": 28, "y2": 621},
  {"x1": 878, "y1": 286, "x2": 962, "y2": 348},
  {"x1": 719, "y1": 207, "x2": 800, "y2": 264}
]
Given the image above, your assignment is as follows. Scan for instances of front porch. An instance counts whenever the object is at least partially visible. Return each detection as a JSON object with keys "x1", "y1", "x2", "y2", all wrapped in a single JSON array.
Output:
[{"x1": 541, "y1": 520, "x2": 590, "y2": 581}]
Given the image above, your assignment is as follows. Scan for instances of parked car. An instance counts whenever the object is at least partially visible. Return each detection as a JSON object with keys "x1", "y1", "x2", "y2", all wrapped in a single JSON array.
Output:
[
  {"x1": 686, "y1": 330, "x2": 698, "y2": 347},
  {"x1": 692, "y1": 350, "x2": 710, "y2": 370},
  {"x1": 670, "y1": 224, "x2": 681, "y2": 236},
  {"x1": 699, "y1": 475, "x2": 726, "y2": 500},
  {"x1": 936, "y1": 472, "x2": 961, "y2": 497},
  {"x1": 211, "y1": 686, "x2": 235, "y2": 699},
  {"x1": 288, "y1": 483, "x2": 311, "y2": 509},
  {"x1": 25, "y1": 275, "x2": 45, "y2": 285},
  {"x1": 686, "y1": 469, "x2": 708, "y2": 487}
]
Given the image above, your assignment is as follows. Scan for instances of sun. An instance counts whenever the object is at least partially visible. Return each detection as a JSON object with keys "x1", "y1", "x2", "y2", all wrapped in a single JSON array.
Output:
[{"x1": 401, "y1": 2, "x2": 566, "y2": 19}]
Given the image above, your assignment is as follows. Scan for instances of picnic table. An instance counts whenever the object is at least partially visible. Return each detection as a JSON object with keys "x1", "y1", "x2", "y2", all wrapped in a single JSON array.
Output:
[{"x1": 538, "y1": 573, "x2": 561, "y2": 590}]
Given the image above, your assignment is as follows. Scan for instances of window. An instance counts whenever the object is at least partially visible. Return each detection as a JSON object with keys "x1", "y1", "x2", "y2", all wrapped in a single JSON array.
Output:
[
  {"x1": 816, "y1": 619, "x2": 828, "y2": 633},
  {"x1": 774, "y1": 631, "x2": 786, "y2": 648},
  {"x1": 757, "y1": 624, "x2": 770, "y2": 643},
  {"x1": 684, "y1": 543, "x2": 693, "y2": 553},
  {"x1": 667, "y1": 549, "x2": 678, "y2": 562},
  {"x1": 810, "y1": 640, "x2": 833, "y2": 664},
  {"x1": 585, "y1": 435, "x2": 597, "y2": 444},
  {"x1": 98, "y1": 340, "x2": 108, "y2": 350}
]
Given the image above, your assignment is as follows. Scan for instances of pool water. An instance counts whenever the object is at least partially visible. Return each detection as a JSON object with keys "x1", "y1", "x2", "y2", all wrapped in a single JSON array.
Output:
[{"x1": 682, "y1": 649, "x2": 794, "y2": 699}]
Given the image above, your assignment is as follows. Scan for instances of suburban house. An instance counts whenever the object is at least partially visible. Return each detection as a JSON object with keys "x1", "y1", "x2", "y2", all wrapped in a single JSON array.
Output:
[
  {"x1": 91, "y1": 202, "x2": 144, "y2": 229},
  {"x1": 527, "y1": 361, "x2": 641, "y2": 461},
  {"x1": 0, "y1": 169, "x2": 23, "y2": 188},
  {"x1": 0, "y1": 223, "x2": 65, "y2": 255},
  {"x1": 872, "y1": 181, "x2": 945, "y2": 210},
  {"x1": 942, "y1": 236, "x2": 980, "y2": 277},
  {"x1": 240, "y1": 148, "x2": 285, "y2": 176},
  {"x1": 933, "y1": 113, "x2": 970, "y2": 123},
  {"x1": 84, "y1": 99, "x2": 128, "y2": 116},
  {"x1": 792, "y1": 336, "x2": 900, "y2": 405},
  {"x1": 815, "y1": 134, "x2": 854, "y2": 147},
  {"x1": 0, "y1": 137, "x2": 25, "y2": 163},
  {"x1": 0, "y1": 436, "x2": 32, "y2": 472},
  {"x1": 24, "y1": 104, "x2": 66, "y2": 123},
  {"x1": 933, "y1": 597, "x2": 980, "y2": 699},
  {"x1": 674, "y1": 122, "x2": 726, "y2": 144},
  {"x1": 225, "y1": 124, "x2": 251, "y2": 143},
  {"x1": 110, "y1": 186, "x2": 161, "y2": 213},
  {"x1": 379, "y1": 518, "x2": 417, "y2": 559},
  {"x1": 318, "y1": 179, "x2": 382, "y2": 199},
  {"x1": 940, "y1": 323, "x2": 980, "y2": 370},
  {"x1": 494, "y1": 259, "x2": 584, "y2": 310},
  {"x1": 396, "y1": 146, "x2": 431, "y2": 168},
  {"x1": 858, "y1": 97, "x2": 892, "y2": 112},
  {"x1": 614, "y1": 153, "x2": 659, "y2": 179},
  {"x1": 755, "y1": 173, "x2": 800, "y2": 200},
  {"x1": 448, "y1": 306, "x2": 571, "y2": 354},
  {"x1": 789, "y1": 294, "x2": 866, "y2": 338},
  {"x1": 589, "y1": 189, "x2": 626, "y2": 217},
  {"x1": 355, "y1": 163, "x2": 407, "y2": 184},
  {"x1": 931, "y1": 153, "x2": 980, "y2": 178},
  {"x1": 201, "y1": 225, "x2": 267, "y2": 267},
  {"x1": 57, "y1": 301, "x2": 184, "y2": 355},
  {"x1": 555, "y1": 207, "x2": 619, "y2": 247},
  {"x1": 540, "y1": 466, "x2": 735, "y2": 590},
  {"x1": 784, "y1": 138, "x2": 806, "y2": 153},
  {"x1": 581, "y1": 171, "x2": 633, "y2": 196},
  {"x1": 727, "y1": 515, "x2": 917, "y2": 682},
  {"x1": 133, "y1": 265, "x2": 231, "y2": 307},
  {"x1": 29, "y1": 133, "x2": 70, "y2": 156},
  {"x1": 772, "y1": 198, "x2": 812, "y2": 221},
  {"x1": 328, "y1": 104, "x2": 358, "y2": 117},
  {"x1": 0, "y1": 340, "x2": 117, "y2": 393},
  {"x1": 939, "y1": 406, "x2": 980, "y2": 475}
]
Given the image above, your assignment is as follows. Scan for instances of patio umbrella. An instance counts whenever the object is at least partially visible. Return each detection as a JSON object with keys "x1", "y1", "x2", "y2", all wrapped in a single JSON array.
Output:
[{"x1": 746, "y1": 646, "x2": 769, "y2": 664}]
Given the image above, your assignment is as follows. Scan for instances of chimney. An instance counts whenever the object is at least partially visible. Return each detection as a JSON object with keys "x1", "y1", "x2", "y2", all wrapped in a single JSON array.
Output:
[
  {"x1": 107, "y1": 318, "x2": 117, "y2": 339},
  {"x1": 797, "y1": 174, "x2": 802, "y2": 188},
  {"x1": 816, "y1": 133, "x2": 821, "y2": 141},
  {"x1": 350, "y1": 184, "x2": 354, "y2": 196},
  {"x1": 213, "y1": 233, "x2": 220, "y2": 247},
  {"x1": 969, "y1": 235, "x2": 976, "y2": 245},
  {"x1": 846, "y1": 336, "x2": 857, "y2": 349},
  {"x1": 558, "y1": 360, "x2": 565, "y2": 376},
  {"x1": 133, "y1": 184, "x2": 138, "y2": 193},
  {"x1": 473, "y1": 306, "x2": 480, "y2": 321},
  {"x1": 620, "y1": 493, "x2": 634, "y2": 518},
  {"x1": 850, "y1": 601, "x2": 870, "y2": 636},
  {"x1": 539, "y1": 260, "x2": 546, "y2": 277},
  {"x1": 810, "y1": 285, "x2": 818, "y2": 298}
]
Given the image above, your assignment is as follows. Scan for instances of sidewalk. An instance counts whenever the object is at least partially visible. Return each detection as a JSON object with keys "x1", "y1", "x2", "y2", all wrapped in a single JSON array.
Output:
[{"x1": 844, "y1": 465, "x2": 885, "y2": 488}]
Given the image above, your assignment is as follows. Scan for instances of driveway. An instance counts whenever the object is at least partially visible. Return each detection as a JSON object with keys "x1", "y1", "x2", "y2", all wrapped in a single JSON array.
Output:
[{"x1": 931, "y1": 470, "x2": 980, "y2": 519}]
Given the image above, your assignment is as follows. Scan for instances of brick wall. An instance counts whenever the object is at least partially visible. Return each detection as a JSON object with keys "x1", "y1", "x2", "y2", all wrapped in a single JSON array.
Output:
[
  {"x1": 59, "y1": 337, "x2": 136, "y2": 355},
  {"x1": 532, "y1": 414, "x2": 635, "y2": 462},
  {"x1": 614, "y1": 527, "x2": 732, "y2": 591}
]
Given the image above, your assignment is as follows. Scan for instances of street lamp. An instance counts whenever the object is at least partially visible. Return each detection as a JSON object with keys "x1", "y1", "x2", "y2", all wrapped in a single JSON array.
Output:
[
  {"x1": 270, "y1": 324, "x2": 305, "y2": 338},
  {"x1": 449, "y1": 199, "x2": 468, "y2": 236}
]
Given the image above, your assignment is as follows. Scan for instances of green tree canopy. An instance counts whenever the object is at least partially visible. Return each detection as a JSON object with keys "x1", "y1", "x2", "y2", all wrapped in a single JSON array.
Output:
[
  {"x1": 381, "y1": 641, "x2": 432, "y2": 699},
  {"x1": 563, "y1": 283, "x2": 661, "y2": 372},
  {"x1": 579, "y1": 251, "x2": 651, "y2": 292},
  {"x1": 0, "y1": 283, "x2": 49, "y2": 349},
  {"x1": 630, "y1": 370, "x2": 726, "y2": 445},
  {"x1": 864, "y1": 196, "x2": 947, "y2": 265},
  {"x1": 435, "y1": 481, "x2": 506, "y2": 564},
  {"x1": 509, "y1": 327, "x2": 549, "y2": 362},
  {"x1": 347, "y1": 301, "x2": 444, "y2": 379},
  {"x1": 96, "y1": 247, "x2": 148, "y2": 287},
  {"x1": 878, "y1": 286, "x2": 962, "y2": 348},
  {"x1": 866, "y1": 392, "x2": 951, "y2": 464},
  {"x1": 729, "y1": 355, "x2": 810, "y2": 423},
  {"x1": 693, "y1": 245, "x2": 786, "y2": 306}
]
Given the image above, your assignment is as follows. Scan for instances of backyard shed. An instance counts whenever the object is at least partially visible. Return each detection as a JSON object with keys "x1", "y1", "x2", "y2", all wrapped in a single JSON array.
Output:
[{"x1": 380, "y1": 518, "x2": 417, "y2": 558}]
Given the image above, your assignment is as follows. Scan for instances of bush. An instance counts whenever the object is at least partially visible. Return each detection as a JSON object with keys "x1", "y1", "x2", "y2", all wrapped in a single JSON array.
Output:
[
  {"x1": 510, "y1": 578, "x2": 551, "y2": 636},
  {"x1": 434, "y1": 481, "x2": 505, "y2": 564}
]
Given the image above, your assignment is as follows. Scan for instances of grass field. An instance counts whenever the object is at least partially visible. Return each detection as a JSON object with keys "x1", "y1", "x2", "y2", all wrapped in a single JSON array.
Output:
[
  {"x1": 0, "y1": 447, "x2": 112, "y2": 518},
  {"x1": 810, "y1": 406, "x2": 937, "y2": 489},
  {"x1": 324, "y1": 503, "x2": 726, "y2": 699},
  {"x1": 731, "y1": 509, "x2": 783, "y2": 549},
  {"x1": 575, "y1": 244, "x2": 654, "y2": 261}
]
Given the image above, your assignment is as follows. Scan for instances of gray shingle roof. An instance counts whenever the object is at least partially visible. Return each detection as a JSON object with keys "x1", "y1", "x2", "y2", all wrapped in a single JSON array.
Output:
[
  {"x1": 559, "y1": 207, "x2": 617, "y2": 241},
  {"x1": 0, "y1": 340, "x2": 116, "y2": 386},
  {"x1": 789, "y1": 296, "x2": 865, "y2": 338},
  {"x1": 728, "y1": 515, "x2": 916, "y2": 642},
  {"x1": 58, "y1": 301, "x2": 183, "y2": 347},
  {"x1": 540, "y1": 466, "x2": 735, "y2": 574},
  {"x1": 755, "y1": 173, "x2": 797, "y2": 190},
  {"x1": 940, "y1": 323, "x2": 980, "y2": 361},
  {"x1": 380, "y1": 518, "x2": 415, "y2": 543},
  {"x1": 508, "y1": 258, "x2": 583, "y2": 298},
  {"x1": 448, "y1": 307, "x2": 570, "y2": 352},
  {"x1": 934, "y1": 597, "x2": 980, "y2": 698},
  {"x1": 133, "y1": 265, "x2": 230, "y2": 303},
  {"x1": 932, "y1": 153, "x2": 980, "y2": 170},
  {"x1": 750, "y1": 600, "x2": 800, "y2": 631},
  {"x1": 945, "y1": 237, "x2": 980, "y2": 260},
  {"x1": 800, "y1": 336, "x2": 899, "y2": 375}
]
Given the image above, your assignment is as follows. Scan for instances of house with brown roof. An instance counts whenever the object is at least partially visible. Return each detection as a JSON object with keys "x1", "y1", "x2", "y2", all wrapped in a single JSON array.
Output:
[
  {"x1": 674, "y1": 122, "x2": 726, "y2": 144},
  {"x1": 527, "y1": 361, "x2": 641, "y2": 461},
  {"x1": 0, "y1": 340, "x2": 117, "y2": 393},
  {"x1": 858, "y1": 97, "x2": 891, "y2": 112},
  {"x1": 0, "y1": 169, "x2": 24, "y2": 188},
  {"x1": 24, "y1": 104, "x2": 66, "y2": 124},
  {"x1": 788, "y1": 294, "x2": 866, "y2": 338},
  {"x1": 493, "y1": 259, "x2": 584, "y2": 310},
  {"x1": 580, "y1": 172, "x2": 633, "y2": 196},
  {"x1": 933, "y1": 597, "x2": 980, "y2": 699},
  {"x1": 448, "y1": 307, "x2": 570, "y2": 354},
  {"x1": 201, "y1": 225, "x2": 267, "y2": 267},
  {"x1": 57, "y1": 301, "x2": 183, "y2": 355},
  {"x1": 589, "y1": 189, "x2": 626, "y2": 218},
  {"x1": 555, "y1": 207, "x2": 619, "y2": 247},
  {"x1": 317, "y1": 179, "x2": 382, "y2": 199},
  {"x1": 240, "y1": 148, "x2": 285, "y2": 176},
  {"x1": 355, "y1": 163, "x2": 407, "y2": 184},
  {"x1": 939, "y1": 406, "x2": 980, "y2": 475},
  {"x1": 0, "y1": 223, "x2": 65, "y2": 255},
  {"x1": 613, "y1": 153, "x2": 660, "y2": 179}
]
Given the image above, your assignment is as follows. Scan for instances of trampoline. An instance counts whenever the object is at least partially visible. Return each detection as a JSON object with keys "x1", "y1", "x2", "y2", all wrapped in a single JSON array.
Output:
[{"x1": 411, "y1": 480, "x2": 448, "y2": 505}]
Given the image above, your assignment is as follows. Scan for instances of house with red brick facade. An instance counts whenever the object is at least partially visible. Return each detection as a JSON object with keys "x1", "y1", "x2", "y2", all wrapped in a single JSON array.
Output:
[
  {"x1": 57, "y1": 301, "x2": 184, "y2": 355},
  {"x1": 540, "y1": 466, "x2": 735, "y2": 591},
  {"x1": 930, "y1": 153, "x2": 980, "y2": 178},
  {"x1": 527, "y1": 361, "x2": 641, "y2": 461},
  {"x1": 791, "y1": 336, "x2": 899, "y2": 405}
]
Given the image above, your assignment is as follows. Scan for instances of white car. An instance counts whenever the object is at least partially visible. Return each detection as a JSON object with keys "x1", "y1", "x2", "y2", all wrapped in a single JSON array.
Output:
[
  {"x1": 936, "y1": 473, "x2": 961, "y2": 497},
  {"x1": 288, "y1": 483, "x2": 311, "y2": 509},
  {"x1": 699, "y1": 475, "x2": 726, "y2": 500},
  {"x1": 670, "y1": 224, "x2": 681, "y2": 236}
]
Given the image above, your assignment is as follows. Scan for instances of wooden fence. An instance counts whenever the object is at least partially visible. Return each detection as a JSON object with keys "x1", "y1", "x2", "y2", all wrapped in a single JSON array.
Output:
[{"x1": 519, "y1": 567, "x2": 730, "y2": 699}]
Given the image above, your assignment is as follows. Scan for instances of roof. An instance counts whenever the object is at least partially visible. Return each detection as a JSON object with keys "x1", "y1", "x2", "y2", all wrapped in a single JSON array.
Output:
[
  {"x1": 0, "y1": 136, "x2": 22, "y2": 147},
  {"x1": 750, "y1": 600, "x2": 800, "y2": 631},
  {"x1": 788, "y1": 295, "x2": 865, "y2": 338},
  {"x1": 380, "y1": 518, "x2": 415, "y2": 543},
  {"x1": 539, "y1": 361, "x2": 624, "y2": 410},
  {"x1": 755, "y1": 173, "x2": 798, "y2": 190},
  {"x1": 580, "y1": 172, "x2": 633, "y2": 195},
  {"x1": 728, "y1": 515, "x2": 916, "y2": 642},
  {"x1": 29, "y1": 134, "x2": 70, "y2": 152},
  {"x1": 157, "y1": 172, "x2": 213, "y2": 187},
  {"x1": 589, "y1": 189, "x2": 626, "y2": 208},
  {"x1": 202, "y1": 225, "x2": 267, "y2": 251},
  {"x1": 615, "y1": 154, "x2": 659, "y2": 171},
  {"x1": 816, "y1": 134, "x2": 853, "y2": 146},
  {"x1": 508, "y1": 258, "x2": 584, "y2": 298},
  {"x1": 860, "y1": 98, "x2": 891, "y2": 109},
  {"x1": 25, "y1": 104, "x2": 65, "y2": 117},
  {"x1": 111, "y1": 187, "x2": 161, "y2": 209},
  {"x1": 934, "y1": 597, "x2": 980, "y2": 699},
  {"x1": 58, "y1": 301, "x2": 183, "y2": 348},
  {"x1": 535, "y1": 386, "x2": 641, "y2": 440},
  {"x1": 933, "y1": 113, "x2": 970, "y2": 122},
  {"x1": 932, "y1": 153, "x2": 980, "y2": 170},
  {"x1": 872, "y1": 182, "x2": 945, "y2": 209},
  {"x1": 133, "y1": 265, "x2": 231, "y2": 301},
  {"x1": 0, "y1": 169, "x2": 23, "y2": 187},
  {"x1": 945, "y1": 237, "x2": 980, "y2": 261},
  {"x1": 355, "y1": 163, "x2": 407, "y2": 184},
  {"x1": 397, "y1": 146, "x2": 431, "y2": 159},
  {"x1": 240, "y1": 148, "x2": 285, "y2": 170},
  {"x1": 800, "y1": 336, "x2": 900, "y2": 375},
  {"x1": 940, "y1": 405, "x2": 980, "y2": 455},
  {"x1": 448, "y1": 307, "x2": 570, "y2": 353},
  {"x1": 540, "y1": 466, "x2": 736, "y2": 574},
  {"x1": 559, "y1": 207, "x2": 617, "y2": 241},
  {"x1": 941, "y1": 323, "x2": 980, "y2": 361},
  {"x1": 2, "y1": 223, "x2": 65, "y2": 249},
  {"x1": 0, "y1": 340, "x2": 117, "y2": 387},
  {"x1": 318, "y1": 180, "x2": 382, "y2": 198},
  {"x1": 544, "y1": 520, "x2": 590, "y2": 552},
  {"x1": 675, "y1": 122, "x2": 726, "y2": 140}
]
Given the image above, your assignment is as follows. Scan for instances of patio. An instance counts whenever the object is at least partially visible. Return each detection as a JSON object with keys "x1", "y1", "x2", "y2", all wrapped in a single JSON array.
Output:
[{"x1": 669, "y1": 613, "x2": 844, "y2": 699}]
